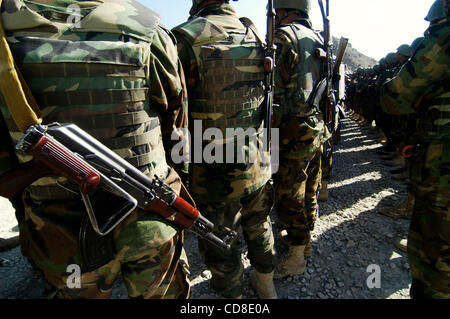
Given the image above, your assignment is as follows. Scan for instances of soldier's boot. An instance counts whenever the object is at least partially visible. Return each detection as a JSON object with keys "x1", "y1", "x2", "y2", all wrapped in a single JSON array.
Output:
[
  {"x1": 378, "y1": 193, "x2": 414, "y2": 219},
  {"x1": 380, "y1": 152, "x2": 398, "y2": 161},
  {"x1": 303, "y1": 242, "x2": 312, "y2": 258},
  {"x1": 249, "y1": 270, "x2": 278, "y2": 299},
  {"x1": 395, "y1": 238, "x2": 408, "y2": 253},
  {"x1": 274, "y1": 245, "x2": 306, "y2": 279},
  {"x1": 392, "y1": 171, "x2": 409, "y2": 181},
  {"x1": 318, "y1": 181, "x2": 328, "y2": 202},
  {"x1": 383, "y1": 156, "x2": 406, "y2": 168},
  {"x1": 390, "y1": 165, "x2": 407, "y2": 174},
  {"x1": 377, "y1": 135, "x2": 387, "y2": 144}
]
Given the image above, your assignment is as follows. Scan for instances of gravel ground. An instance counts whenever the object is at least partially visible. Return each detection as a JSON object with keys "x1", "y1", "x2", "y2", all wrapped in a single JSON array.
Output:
[{"x1": 0, "y1": 116, "x2": 412, "y2": 299}]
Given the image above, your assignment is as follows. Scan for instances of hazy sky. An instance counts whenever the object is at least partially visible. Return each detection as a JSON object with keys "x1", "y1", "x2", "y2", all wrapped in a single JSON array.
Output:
[{"x1": 142, "y1": 0, "x2": 434, "y2": 61}]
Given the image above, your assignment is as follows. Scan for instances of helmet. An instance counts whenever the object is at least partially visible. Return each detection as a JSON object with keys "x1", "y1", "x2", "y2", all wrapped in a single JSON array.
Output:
[
  {"x1": 410, "y1": 37, "x2": 424, "y2": 52},
  {"x1": 190, "y1": 0, "x2": 237, "y2": 16},
  {"x1": 425, "y1": 0, "x2": 449, "y2": 24},
  {"x1": 384, "y1": 52, "x2": 396, "y2": 64},
  {"x1": 396, "y1": 44, "x2": 413, "y2": 57},
  {"x1": 273, "y1": 0, "x2": 311, "y2": 16}
]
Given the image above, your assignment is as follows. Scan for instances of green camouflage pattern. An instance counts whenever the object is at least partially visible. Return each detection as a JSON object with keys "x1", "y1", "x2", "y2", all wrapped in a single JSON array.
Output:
[
  {"x1": 272, "y1": 18, "x2": 327, "y2": 246},
  {"x1": 172, "y1": 3, "x2": 271, "y2": 202},
  {"x1": 19, "y1": 193, "x2": 189, "y2": 299},
  {"x1": 274, "y1": 144, "x2": 322, "y2": 246},
  {"x1": 407, "y1": 138, "x2": 450, "y2": 298},
  {"x1": 380, "y1": 21, "x2": 449, "y2": 299},
  {"x1": 0, "y1": 0, "x2": 189, "y2": 298},
  {"x1": 172, "y1": 3, "x2": 275, "y2": 298},
  {"x1": 196, "y1": 183, "x2": 275, "y2": 298},
  {"x1": 273, "y1": 22, "x2": 329, "y2": 159},
  {"x1": 381, "y1": 22, "x2": 449, "y2": 139}
]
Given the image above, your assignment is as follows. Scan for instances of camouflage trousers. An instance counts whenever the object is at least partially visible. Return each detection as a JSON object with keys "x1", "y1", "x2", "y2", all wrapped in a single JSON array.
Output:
[
  {"x1": 196, "y1": 183, "x2": 276, "y2": 298},
  {"x1": 273, "y1": 146, "x2": 323, "y2": 246},
  {"x1": 407, "y1": 138, "x2": 450, "y2": 299},
  {"x1": 18, "y1": 193, "x2": 190, "y2": 299}
]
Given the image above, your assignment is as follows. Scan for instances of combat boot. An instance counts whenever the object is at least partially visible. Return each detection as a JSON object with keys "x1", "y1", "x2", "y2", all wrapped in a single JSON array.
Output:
[
  {"x1": 395, "y1": 238, "x2": 408, "y2": 252},
  {"x1": 383, "y1": 155, "x2": 405, "y2": 167},
  {"x1": 318, "y1": 181, "x2": 328, "y2": 201},
  {"x1": 249, "y1": 270, "x2": 278, "y2": 299},
  {"x1": 274, "y1": 245, "x2": 306, "y2": 279},
  {"x1": 390, "y1": 165, "x2": 407, "y2": 175},
  {"x1": 378, "y1": 193, "x2": 414, "y2": 219},
  {"x1": 303, "y1": 242, "x2": 312, "y2": 258},
  {"x1": 392, "y1": 171, "x2": 409, "y2": 181},
  {"x1": 380, "y1": 152, "x2": 398, "y2": 161}
]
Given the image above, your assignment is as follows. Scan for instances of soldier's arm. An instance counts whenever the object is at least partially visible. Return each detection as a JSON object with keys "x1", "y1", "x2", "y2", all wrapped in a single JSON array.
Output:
[
  {"x1": 172, "y1": 33, "x2": 200, "y2": 94},
  {"x1": 148, "y1": 27, "x2": 189, "y2": 173},
  {"x1": 380, "y1": 26, "x2": 450, "y2": 115},
  {"x1": 273, "y1": 29, "x2": 298, "y2": 126}
]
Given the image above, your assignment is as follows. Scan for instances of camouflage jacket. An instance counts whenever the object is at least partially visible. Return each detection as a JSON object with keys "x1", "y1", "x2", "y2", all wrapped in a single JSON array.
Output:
[
  {"x1": 380, "y1": 21, "x2": 450, "y2": 141},
  {"x1": 274, "y1": 19, "x2": 329, "y2": 159},
  {"x1": 172, "y1": 4, "x2": 271, "y2": 201},
  {"x1": 0, "y1": 0, "x2": 189, "y2": 295}
]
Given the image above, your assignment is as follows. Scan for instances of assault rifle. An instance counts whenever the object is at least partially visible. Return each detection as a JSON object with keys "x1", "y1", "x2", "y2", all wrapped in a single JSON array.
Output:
[
  {"x1": 318, "y1": 0, "x2": 348, "y2": 127},
  {"x1": 0, "y1": 123, "x2": 237, "y2": 251},
  {"x1": 263, "y1": 0, "x2": 276, "y2": 150}
]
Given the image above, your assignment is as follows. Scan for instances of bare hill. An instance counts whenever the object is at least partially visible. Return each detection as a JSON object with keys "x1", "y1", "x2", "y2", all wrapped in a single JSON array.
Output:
[{"x1": 333, "y1": 37, "x2": 378, "y2": 72}]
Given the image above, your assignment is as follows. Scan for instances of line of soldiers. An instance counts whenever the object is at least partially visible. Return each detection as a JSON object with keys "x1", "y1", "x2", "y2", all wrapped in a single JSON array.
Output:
[
  {"x1": 345, "y1": 40, "x2": 424, "y2": 220},
  {"x1": 0, "y1": 0, "x2": 447, "y2": 300},
  {"x1": 345, "y1": 0, "x2": 449, "y2": 299},
  {"x1": 0, "y1": 0, "x2": 333, "y2": 300}
]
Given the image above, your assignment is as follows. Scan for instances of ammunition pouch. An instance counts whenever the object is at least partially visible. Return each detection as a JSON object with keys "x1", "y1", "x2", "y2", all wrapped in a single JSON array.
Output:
[{"x1": 79, "y1": 214, "x2": 115, "y2": 273}]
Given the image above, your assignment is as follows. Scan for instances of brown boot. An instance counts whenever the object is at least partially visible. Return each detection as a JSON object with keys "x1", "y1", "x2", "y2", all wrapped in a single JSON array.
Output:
[
  {"x1": 318, "y1": 181, "x2": 328, "y2": 201},
  {"x1": 249, "y1": 270, "x2": 278, "y2": 299},
  {"x1": 274, "y1": 245, "x2": 306, "y2": 279},
  {"x1": 304, "y1": 242, "x2": 312, "y2": 258},
  {"x1": 395, "y1": 238, "x2": 408, "y2": 252},
  {"x1": 378, "y1": 193, "x2": 414, "y2": 219}
]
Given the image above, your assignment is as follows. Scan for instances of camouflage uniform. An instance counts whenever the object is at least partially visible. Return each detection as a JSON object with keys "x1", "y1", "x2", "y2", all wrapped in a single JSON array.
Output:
[
  {"x1": 0, "y1": 0, "x2": 190, "y2": 299},
  {"x1": 272, "y1": 13, "x2": 328, "y2": 247},
  {"x1": 380, "y1": 1, "x2": 450, "y2": 298},
  {"x1": 172, "y1": 2, "x2": 275, "y2": 298}
]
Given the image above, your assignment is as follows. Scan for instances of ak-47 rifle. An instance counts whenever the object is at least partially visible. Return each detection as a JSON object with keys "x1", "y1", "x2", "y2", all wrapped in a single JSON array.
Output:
[
  {"x1": 0, "y1": 0, "x2": 236, "y2": 251},
  {"x1": 0, "y1": 123, "x2": 237, "y2": 251},
  {"x1": 318, "y1": 0, "x2": 334, "y2": 125},
  {"x1": 263, "y1": 0, "x2": 276, "y2": 150},
  {"x1": 318, "y1": 0, "x2": 348, "y2": 129}
]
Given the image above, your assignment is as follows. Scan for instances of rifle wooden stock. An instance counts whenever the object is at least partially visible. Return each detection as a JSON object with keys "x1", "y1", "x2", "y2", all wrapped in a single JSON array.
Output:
[{"x1": 333, "y1": 37, "x2": 349, "y2": 75}]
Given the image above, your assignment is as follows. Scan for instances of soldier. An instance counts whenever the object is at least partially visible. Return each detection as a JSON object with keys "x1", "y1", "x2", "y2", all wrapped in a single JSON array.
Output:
[
  {"x1": 172, "y1": 0, "x2": 277, "y2": 299},
  {"x1": 0, "y1": 0, "x2": 190, "y2": 299},
  {"x1": 271, "y1": 0, "x2": 329, "y2": 278},
  {"x1": 380, "y1": 0, "x2": 449, "y2": 298}
]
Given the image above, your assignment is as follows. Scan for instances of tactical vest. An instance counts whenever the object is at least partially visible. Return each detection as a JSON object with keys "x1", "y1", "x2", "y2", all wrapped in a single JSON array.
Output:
[
  {"x1": 418, "y1": 91, "x2": 450, "y2": 139},
  {"x1": 0, "y1": 0, "x2": 169, "y2": 200},
  {"x1": 174, "y1": 15, "x2": 266, "y2": 137},
  {"x1": 173, "y1": 13, "x2": 271, "y2": 199},
  {"x1": 277, "y1": 23, "x2": 325, "y2": 117}
]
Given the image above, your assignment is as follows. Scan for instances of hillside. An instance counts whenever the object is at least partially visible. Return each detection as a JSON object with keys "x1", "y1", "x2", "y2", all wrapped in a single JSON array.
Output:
[{"x1": 333, "y1": 37, "x2": 378, "y2": 72}]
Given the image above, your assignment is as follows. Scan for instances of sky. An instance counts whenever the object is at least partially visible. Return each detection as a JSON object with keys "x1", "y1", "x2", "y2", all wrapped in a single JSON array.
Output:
[{"x1": 142, "y1": 0, "x2": 434, "y2": 61}]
